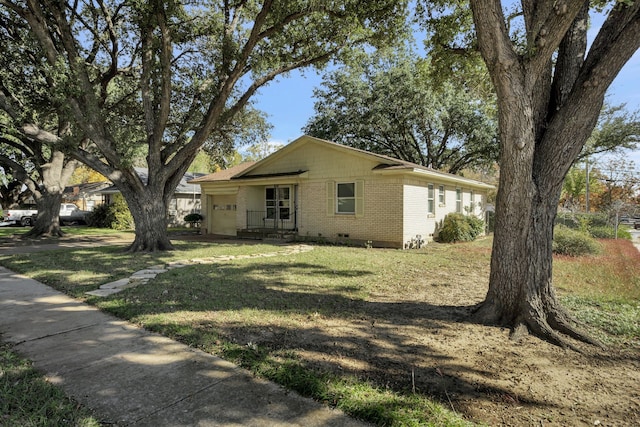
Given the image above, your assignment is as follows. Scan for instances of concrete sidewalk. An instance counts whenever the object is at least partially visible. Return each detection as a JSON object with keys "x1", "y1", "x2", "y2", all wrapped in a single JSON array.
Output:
[{"x1": 0, "y1": 267, "x2": 366, "y2": 426}]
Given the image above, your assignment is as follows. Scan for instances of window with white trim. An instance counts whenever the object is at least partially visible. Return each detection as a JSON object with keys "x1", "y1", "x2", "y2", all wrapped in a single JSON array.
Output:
[
  {"x1": 336, "y1": 182, "x2": 355, "y2": 214},
  {"x1": 438, "y1": 185, "x2": 445, "y2": 205},
  {"x1": 327, "y1": 180, "x2": 364, "y2": 217},
  {"x1": 456, "y1": 188, "x2": 462, "y2": 213},
  {"x1": 427, "y1": 184, "x2": 435, "y2": 215},
  {"x1": 470, "y1": 190, "x2": 475, "y2": 213}
]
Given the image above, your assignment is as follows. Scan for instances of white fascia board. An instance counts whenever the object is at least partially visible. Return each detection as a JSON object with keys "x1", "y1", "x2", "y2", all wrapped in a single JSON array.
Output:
[{"x1": 374, "y1": 167, "x2": 495, "y2": 190}]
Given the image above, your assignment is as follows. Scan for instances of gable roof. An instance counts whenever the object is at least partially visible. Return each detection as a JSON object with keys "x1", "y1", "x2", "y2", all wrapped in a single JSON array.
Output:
[
  {"x1": 100, "y1": 168, "x2": 206, "y2": 195},
  {"x1": 189, "y1": 162, "x2": 257, "y2": 183},
  {"x1": 193, "y1": 135, "x2": 494, "y2": 189}
]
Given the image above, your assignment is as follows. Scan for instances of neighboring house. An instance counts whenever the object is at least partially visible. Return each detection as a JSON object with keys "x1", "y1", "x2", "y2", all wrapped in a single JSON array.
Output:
[
  {"x1": 191, "y1": 135, "x2": 494, "y2": 248},
  {"x1": 98, "y1": 168, "x2": 205, "y2": 227},
  {"x1": 62, "y1": 181, "x2": 111, "y2": 211}
]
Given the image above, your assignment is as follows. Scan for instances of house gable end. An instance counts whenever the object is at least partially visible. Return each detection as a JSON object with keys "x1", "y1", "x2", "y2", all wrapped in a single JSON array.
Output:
[{"x1": 235, "y1": 136, "x2": 388, "y2": 181}]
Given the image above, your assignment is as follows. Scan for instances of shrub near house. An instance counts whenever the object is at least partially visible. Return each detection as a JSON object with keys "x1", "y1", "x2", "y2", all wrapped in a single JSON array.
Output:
[
  {"x1": 184, "y1": 213, "x2": 203, "y2": 228},
  {"x1": 86, "y1": 194, "x2": 133, "y2": 230},
  {"x1": 437, "y1": 213, "x2": 485, "y2": 243}
]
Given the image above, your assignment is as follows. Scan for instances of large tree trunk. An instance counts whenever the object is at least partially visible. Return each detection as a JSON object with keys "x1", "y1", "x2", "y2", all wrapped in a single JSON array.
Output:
[
  {"x1": 474, "y1": 137, "x2": 598, "y2": 348},
  {"x1": 23, "y1": 152, "x2": 78, "y2": 238},
  {"x1": 466, "y1": 0, "x2": 638, "y2": 349},
  {"x1": 25, "y1": 192, "x2": 65, "y2": 238},
  {"x1": 121, "y1": 187, "x2": 174, "y2": 252}
]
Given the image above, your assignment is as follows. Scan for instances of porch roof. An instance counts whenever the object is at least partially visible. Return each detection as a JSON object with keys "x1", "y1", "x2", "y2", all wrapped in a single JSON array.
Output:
[{"x1": 231, "y1": 170, "x2": 307, "y2": 180}]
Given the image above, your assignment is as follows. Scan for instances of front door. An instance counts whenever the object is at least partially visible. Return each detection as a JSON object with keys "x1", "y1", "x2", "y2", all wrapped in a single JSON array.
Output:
[{"x1": 265, "y1": 185, "x2": 294, "y2": 229}]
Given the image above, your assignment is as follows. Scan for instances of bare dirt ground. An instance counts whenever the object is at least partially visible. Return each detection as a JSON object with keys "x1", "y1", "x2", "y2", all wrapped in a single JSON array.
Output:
[{"x1": 230, "y1": 261, "x2": 640, "y2": 427}]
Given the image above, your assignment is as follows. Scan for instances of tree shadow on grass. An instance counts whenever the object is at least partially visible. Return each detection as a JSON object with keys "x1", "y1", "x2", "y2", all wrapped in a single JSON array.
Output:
[
  {"x1": 6, "y1": 245, "x2": 636, "y2": 425},
  {"x1": 93, "y1": 259, "x2": 572, "y2": 424}
]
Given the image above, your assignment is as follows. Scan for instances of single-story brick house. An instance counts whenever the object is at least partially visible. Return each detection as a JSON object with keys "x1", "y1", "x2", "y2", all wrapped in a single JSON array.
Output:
[{"x1": 190, "y1": 135, "x2": 494, "y2": 248}]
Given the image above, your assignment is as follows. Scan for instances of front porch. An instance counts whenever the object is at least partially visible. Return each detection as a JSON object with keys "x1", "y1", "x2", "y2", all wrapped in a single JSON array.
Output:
[{"x1": 238, "y1": 209, "x2": 298, "y2": 240}]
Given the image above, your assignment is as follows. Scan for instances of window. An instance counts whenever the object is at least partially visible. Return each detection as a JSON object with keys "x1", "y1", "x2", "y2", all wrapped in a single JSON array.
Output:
[
  {"x1": 337, "y1": 182, "x2": 355, "y2": 214},
  {"x1": 438, "y1": 185, "x2": 445, "y2": 205},
  {"x1": 266, "y1": 187, "x2": 276, "y2": 219},
  {"x1": 456, "y1": 188, "x2": 462, "y2": 213},
  {"x1": 327, "y1": 180, "x2": 363, "y2": 217},
  {"x1": 470, "y1": 190, "x2": 475, "y2": 213},
  {"x1": 427, "y1": 184, "x2": 435, "y2": 215}
]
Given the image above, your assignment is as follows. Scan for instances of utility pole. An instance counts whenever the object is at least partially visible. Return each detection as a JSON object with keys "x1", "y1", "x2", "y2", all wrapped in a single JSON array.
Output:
[{"x1": 585, "y1": 157, "x2": 590, "y2": 213}]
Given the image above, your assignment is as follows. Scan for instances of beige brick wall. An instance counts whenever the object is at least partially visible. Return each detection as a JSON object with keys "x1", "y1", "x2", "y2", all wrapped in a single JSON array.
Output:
[{"x1": 298, "y1": 177, "x2": 404, "y2": 247}]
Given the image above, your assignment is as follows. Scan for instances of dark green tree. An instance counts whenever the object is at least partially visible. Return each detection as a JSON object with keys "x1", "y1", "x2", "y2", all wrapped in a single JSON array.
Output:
[
  {"x1": 305, "y1": 51, "x2": 498, "y2": 174},
  {"x1": 0, "y1": 17, "x2": 80, "y2": 237},
  {"x1": 0, "y1": 0, "x2": 407, "y2": 251},
  {"x1": 0, "y1": 132, "x2": 79, "y2": 236}
]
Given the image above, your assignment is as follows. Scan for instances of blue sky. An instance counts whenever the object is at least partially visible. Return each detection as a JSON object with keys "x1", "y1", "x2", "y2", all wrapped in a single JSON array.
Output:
[{"x1": 252, "y1": 14, "x2": 640, "y2": 172}]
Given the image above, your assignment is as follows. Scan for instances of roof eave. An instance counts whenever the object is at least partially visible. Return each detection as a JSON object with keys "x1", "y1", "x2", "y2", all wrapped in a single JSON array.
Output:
[
  {"x1": 230, "y1": 171, "x2": 309, "y2": 185},
  {"x1": 373, "y1": 167, "x2": 495, "y2": 190}
]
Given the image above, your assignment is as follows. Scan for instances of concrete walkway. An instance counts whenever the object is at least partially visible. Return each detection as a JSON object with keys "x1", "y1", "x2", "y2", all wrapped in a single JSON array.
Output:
[
  {"x1": 85, "y1": 244, "x2": 314, "y2": 297},
  {"x1": 0, "y1": 269, "x2": 366, "y2": 427}
]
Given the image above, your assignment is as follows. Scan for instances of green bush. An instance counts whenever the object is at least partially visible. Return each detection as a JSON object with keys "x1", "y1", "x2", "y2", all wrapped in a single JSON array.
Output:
[
  {"x1": 86, "y1": 194, "x2": 133, "y2": 230},
  {"x1": 554, "y1": 213, "x2": 631, "y2": 240},
  {"x1": 184, "y1": 213, "x2": 203, "y2": 226},
  {"x1": 467, "y1": 215, "x2": 485, "y2": 238},
  {"x1": 614, "y1": 228, "x2": 632, "y2": 240},
  {"x1": 586, "y1": 213, "x2": 610, "y2": 228},
  {"x1": 588, "y1": 225, "x2": 631, "y2": 240},
  {"x1": 556, "y1": 213, "x2": 610, "y2": 230},
  {"x1": 588, "y1": 226, "x2": 616, "y2": 239},
  {"x1": 437, "y1": 213, "x2": 485, "y2": 243},
  {"x1": 552, "y1": 225, "x2": 601, "y2": 256}
]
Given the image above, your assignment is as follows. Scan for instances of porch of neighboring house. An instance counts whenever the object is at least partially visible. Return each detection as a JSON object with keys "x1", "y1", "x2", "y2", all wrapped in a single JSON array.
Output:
[{"x1": 236, "y1": 184, "x2": 299, "y2": 239}]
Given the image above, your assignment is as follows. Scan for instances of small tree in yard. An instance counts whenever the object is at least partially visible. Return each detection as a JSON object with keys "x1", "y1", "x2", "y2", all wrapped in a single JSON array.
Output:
[
  {"x1": 0, "y1": 0, "x2": 407, "y2": 252},
  {"x1": 424, "y1": 1, "x2": 640, "y2": 348},
  {"x1": 184, "y1": 213, "x2": 203, "y2": 228}
]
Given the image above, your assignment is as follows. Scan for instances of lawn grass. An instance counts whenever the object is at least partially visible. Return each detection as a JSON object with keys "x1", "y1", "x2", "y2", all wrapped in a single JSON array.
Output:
[
  {"x1": 1, "y1": 240, "x2": 281, "y2": 297},
  {"x1": 553, "y1": 238, "x2": 640, "y2": 345},
  {"x1": 0, "y1": 235, "x2": 637, "y2": 426},
  {"x1": 0, "y1": 225, "x2": 132, "y2": 239},
  {"x1": 0, "y1": 341, "x2": 100, "y2": 427},
  {"x1": 1, "y1": 240, "x2": 483, "y2": 426}
]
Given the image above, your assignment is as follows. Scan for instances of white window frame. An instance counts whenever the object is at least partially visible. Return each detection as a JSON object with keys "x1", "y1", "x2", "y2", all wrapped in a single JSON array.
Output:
[
  {"x1": 336, "y1": 182, "x2": 356, "y2": 214},
  {"x1": 470, "y1": 190, "x2": 475, "y2": 213},
  {"x1": 456, "y1": 188, "x2": 462, "y2": 213},
  {"x1": 438, "y1": 185, "x2": 445, "y2": 206},
  {"x1": 427, "y1": 184, "x2": 435, "y2": 215}
]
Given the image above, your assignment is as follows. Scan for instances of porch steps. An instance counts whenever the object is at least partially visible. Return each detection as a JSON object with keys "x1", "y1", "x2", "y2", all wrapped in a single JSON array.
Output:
[{"x1": 237, "y1": 229, "x2": 297, "y2": 241}]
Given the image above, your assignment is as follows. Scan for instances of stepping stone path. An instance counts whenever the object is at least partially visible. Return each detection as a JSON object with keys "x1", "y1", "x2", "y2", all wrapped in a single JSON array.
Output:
[{"x1": 85, "y1": 244, "x2": 314, "y2": 297}]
